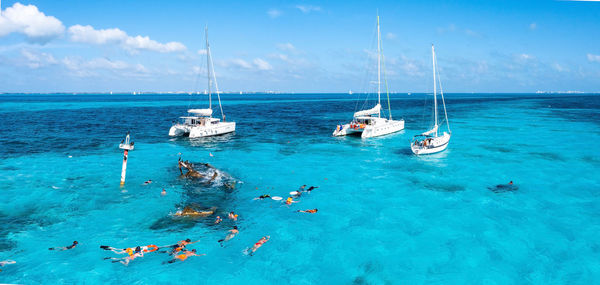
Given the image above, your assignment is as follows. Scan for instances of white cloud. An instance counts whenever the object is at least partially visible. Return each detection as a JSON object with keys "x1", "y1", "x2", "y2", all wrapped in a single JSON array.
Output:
[
  {"x1": 276, "y1": 43, "x2": 296, "y2": 52},
  {"x1": 517, "y1": 53, "x2": 534, "y2": 61},
  {"x1": 222, "y1": 58, "x2": 273, "y2": 71},
  {"x1": 530, "y1": 23, "x2": 537, "y2": 30},
  {"x1": 253, "y1": 58, "x2": 273, "y2": 70},
  {"x1": 587, "y1": 53, "x2": 600, "y2": 63},
  {"x1": 464, "y1": 29, "x2": 481, "y2": 38},
  {"x1": 385, "y1": 33, "x2": 397, "y2": 40},
  {"x1": 296, "y1": 5, "x2": 321, "y2": 13},
  {"x1": 267, "y1": 9, "x2": 281, "y2": 18},
  {"x1": 0, "y1": 3, "x2": 65, "y2": 43},
  {"x1": 437, "y1": 24, "x2": 456, "y2": 34},
  {"x1": 230, "y1": 58, "x2": 253, "y2": 69},
  {"x1": 68, "y1": 24, "x2": 186, "y2": 53},
  {"x1": 552, "y1": 63, "x2": 568, "y2": 72},
  {"x1": 20, "y1": 49, "x2": 57, "y2": 68},
  {"x1": 61, "y1": 56, "x2": 149, "y2": 77}
]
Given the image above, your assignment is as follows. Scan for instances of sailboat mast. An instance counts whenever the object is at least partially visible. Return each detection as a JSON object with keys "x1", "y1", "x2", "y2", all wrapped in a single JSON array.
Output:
[
  {"x1": 432, "y1": 44, "x2": 438, "y2": 136},
  {"x1": 206, "y1": 26, "x2": 212, "y2": 110},
  {"x1": 377, "y1": 14, "x2": 381, "y2": 118}
]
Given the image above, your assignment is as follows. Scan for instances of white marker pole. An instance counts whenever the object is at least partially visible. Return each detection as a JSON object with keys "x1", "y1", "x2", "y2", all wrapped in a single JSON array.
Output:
[
  {"x1": 118, "y1": 133, "x2": 134, "y2": 187},
  {"x1": 120, "y1": 149, "x2": 128, "y2": 186}
]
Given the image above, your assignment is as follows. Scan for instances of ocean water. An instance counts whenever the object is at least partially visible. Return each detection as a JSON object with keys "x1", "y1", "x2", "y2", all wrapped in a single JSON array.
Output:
[{"x1": 0, "y1": 93, "x2": 599, "y2": 284}]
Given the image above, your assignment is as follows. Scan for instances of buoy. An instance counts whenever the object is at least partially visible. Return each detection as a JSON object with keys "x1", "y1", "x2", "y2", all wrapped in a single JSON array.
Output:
[{"x1": 118, "y1": 132, "x2": 135, "y2": 186}]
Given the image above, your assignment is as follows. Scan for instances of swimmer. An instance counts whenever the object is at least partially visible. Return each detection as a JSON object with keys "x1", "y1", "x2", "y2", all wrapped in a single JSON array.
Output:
[
  {"x1": 297, "y1": 209, "x2": 318, "y2": 214},
  {"x1": 165, "y1": 249, "x2": 204, "y2": 264},
  {"x1": 170, "y1": 239, "x2": 197, "y2": 255},
  {"x1": 106, "y1": 246, "x2": 143, "y2": 266},
  {"x1": 228, "y1": 211, "x2": 238, "y2": 221},
  {"x1": 285, "y1": 197, "x2": 298, "y2": 205},
  {"x1": 101, "y1": 245, "x2": 138, "y2": 255},
  {"x1": 306, "y1": 186, "x2": 319, "y2": 192},
  {"x1": 490, "y1": 181, "x2": 518, "y2": 193},
  {"x1": 215, "y1": 216, "x2": 222, "y2": 224},
  {"x1": 246, "y1": 236, "x2": 270, "y2": 256},
  {"x1": 0, "y1": 260, "x2": 16, "y2": 272},
  {"x1": 254, "y1": 194, "x2": 271, "y2": 200},
  {"x1": 144, "y1": 179, "x2": 152, "y2": 185},
  {"x1": 161, "y1": 188, "x2": 166, "y2": 196},
  {"x1": 218, "y1": 226, "x2": 239, "y2": 246},
  {"x1": 0, "y1": 260, "x2": 16, "y2": 266},
  {"x1": 49, "y1": 241, "x2": 78, "y2": 251}
]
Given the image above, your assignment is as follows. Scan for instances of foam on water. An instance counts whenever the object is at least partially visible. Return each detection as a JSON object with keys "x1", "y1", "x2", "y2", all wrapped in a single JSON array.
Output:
[{"x1": 0, "y1": 93, "x2": 599, "y2": 283}]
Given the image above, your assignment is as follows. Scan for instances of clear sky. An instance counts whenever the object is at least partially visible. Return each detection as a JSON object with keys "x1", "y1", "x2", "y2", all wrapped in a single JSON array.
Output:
[{"x1": 0, "y1": 0, "x2": 599, "y2": 93}]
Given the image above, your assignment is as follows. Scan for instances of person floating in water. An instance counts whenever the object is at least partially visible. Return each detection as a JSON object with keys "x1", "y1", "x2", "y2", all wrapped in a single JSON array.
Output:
[
  {"x1": 254, "y1": 194, "x2": 271, "y2": 200},
  {"x1": 105, "y1": 246, "x2": 144, "y2": 266},
  {"x1": 144, "y1": 180, "x2": 152, "y2": 185},
  {"x1": 218, "y1": 226, "x2": 239, "y2": 246},
  {"x1": 170, "y1": 239, "x2": 197, "y2": 255},
  {"x1": 490, "y1": 181, "x2": 518, "y2": 193},
  {"x1": 165, "y1": 249, "x2": 203, "y2": 264},
  {"x1": 245, "y1": 236, "x2": 270, "y2": 256},
  {"x1": 228, "y1": 211, "x2": 238, "y2": 221},
  {"x1": 285, "y1": 197, "x2": 298, "y2": 205},
  {"x1": 214, "y1": 216, "x2": 222, "y2": 224},
  {"x1": 297, "y1": 209, "x2": 318, "y2": 214},
  {"x1": 161, "y1": 188, "x2": 166, "y2": 196},
  {"x1": 49, "y1": 241, "x2": 78, "y2": 251},
  {"x1": 306, "y1": 186, "x2": 318, "y2": 192},
  {"x1": 0, "y1": 260, "x2": 16, "y2": 272}
]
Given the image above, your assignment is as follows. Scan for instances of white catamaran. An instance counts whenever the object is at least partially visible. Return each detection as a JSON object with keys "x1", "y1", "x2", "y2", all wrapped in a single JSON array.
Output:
[
  {"x1": 169, "y1": 27, "x2": 235, "y2": 138},
  {"x1": 332, "y1": 15, "x2": 404, "y2": 138},
  {"x1": 411, "y1": 45, "x2": 451, "y2": 155}
]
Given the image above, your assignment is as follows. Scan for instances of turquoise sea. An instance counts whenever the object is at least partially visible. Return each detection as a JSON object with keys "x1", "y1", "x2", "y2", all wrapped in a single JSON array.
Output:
[{"x1": 1, "y1": 93, "x2": 599, "y2": 284}]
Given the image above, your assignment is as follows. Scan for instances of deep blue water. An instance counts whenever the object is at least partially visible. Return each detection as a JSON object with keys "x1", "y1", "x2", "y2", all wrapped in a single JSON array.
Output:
[{"x1": 1, "y1": 93, "x2": 599, "y2": 284}]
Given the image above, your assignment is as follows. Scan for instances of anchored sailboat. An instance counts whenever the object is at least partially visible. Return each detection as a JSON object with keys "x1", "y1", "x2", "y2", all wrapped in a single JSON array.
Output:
[
  {"x1": 332, "y1": 15, "x2": 404, "y2": 138},
  {"x1": 169, "y1": 27, "x2": 235, "y2": 138},
  {"x1": 411, "y1": 45, "x2": 451, "y2": 155}
]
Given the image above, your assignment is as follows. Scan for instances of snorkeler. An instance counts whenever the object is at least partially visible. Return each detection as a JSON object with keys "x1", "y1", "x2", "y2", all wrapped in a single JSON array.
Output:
[
  {"x1": 170, "y1": 239, "x2": 198, "y2": 255},
  {"x1": 0, "y1": 260, "x2": 15, "y2": 272},
  {"x1": 285, "y1": 197, "x2": 298, "y2": 205},
  {"x1": 49, "y1": 241, "x2": 78, "y2": 251},
  {"x1": 306, "y1": 186, "x2": 319, "y2": 192},
  {"x1": 245, "y1": 236, "x2": 270, "y2": 256},
  {"x1": 297, "y1": 209, "x2": 318, "y2": 214},
  {"x1": 228, "y1": 211, "x2": 238, "y2": 221},
  {"x1": 218, "y1": 226, "x2": 239, "y2": 246},
  {"x1": 254, "y1": 194, "x2": 271, "y2": 200},
  {"x1": 106, "y1": 246, "x2": 144, "y2": 266},
  {"x1": 165, "y1": 249, "x2": 204, "y2": 264},
  {"x1": 101, "y1": 244, "x2": 159, "y2": 255},
  {"x1": 215, "y1": 216, "x2": 222, "y2": 224},
  {"x1": 490, "y1": 181, "x2": 518, "y2": 193},
  {"x1": 144, "y1": 179, "x2": 152, "y2": 185}
]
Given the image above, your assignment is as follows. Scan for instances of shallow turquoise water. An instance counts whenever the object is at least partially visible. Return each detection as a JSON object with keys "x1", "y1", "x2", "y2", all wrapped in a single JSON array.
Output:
[{"x1": 1, "y1": 93, "x2": 599, "y2": 284}]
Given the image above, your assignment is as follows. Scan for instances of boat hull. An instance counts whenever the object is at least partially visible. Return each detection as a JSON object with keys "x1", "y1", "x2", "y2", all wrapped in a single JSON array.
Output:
[
  {"x1": 411, "y1": 132, "x2": 451, "y2": 155},
  {"x1": 361, "y1": 119, "x2": 404, "y2": 138},
  {"x1": 333, "y1": 119, "x2": 404, "y2": 138},
  {"x1": 169, "y1": 124, "x2": 191, "y2": 137},
  {"x1": 189, "y1": 122, "x2": 236, "y2": 138}
]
